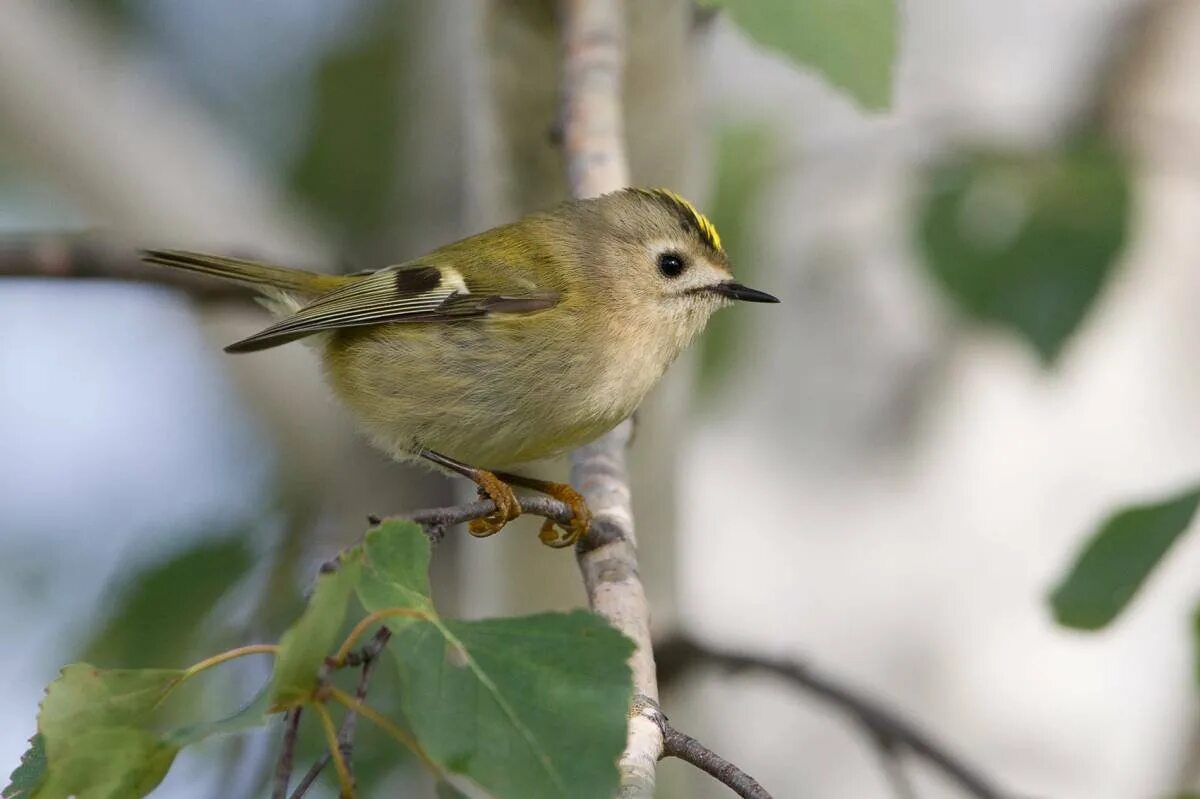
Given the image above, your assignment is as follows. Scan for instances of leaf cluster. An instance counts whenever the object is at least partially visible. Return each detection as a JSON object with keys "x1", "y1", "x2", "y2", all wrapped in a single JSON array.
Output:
[{"x1": 5, "y1": 521, "x2": 634, "y2": 799}]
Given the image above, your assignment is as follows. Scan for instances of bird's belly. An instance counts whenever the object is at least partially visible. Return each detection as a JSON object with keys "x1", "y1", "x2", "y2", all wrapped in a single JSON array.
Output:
[{"x1": 321, "y1": 320, "x2": 646, "y2": 468}]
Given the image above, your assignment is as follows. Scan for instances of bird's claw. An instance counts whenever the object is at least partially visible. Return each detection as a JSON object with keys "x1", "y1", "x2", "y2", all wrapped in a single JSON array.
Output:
[
  {"x1": 536, "y1": 484, "x2": 591, "y2": 549},
  {"x1": 468, "y1": 471, "x2": 522, "y2": 537}
]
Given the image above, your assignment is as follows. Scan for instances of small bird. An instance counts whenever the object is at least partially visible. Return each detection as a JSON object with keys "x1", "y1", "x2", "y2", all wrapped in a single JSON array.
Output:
[{"x1": 144, "y1": 188, "x2": 777, "y2": 547}]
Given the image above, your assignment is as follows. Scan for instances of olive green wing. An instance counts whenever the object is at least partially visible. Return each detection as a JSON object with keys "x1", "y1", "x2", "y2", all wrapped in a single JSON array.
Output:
[{"x1": 225, "y1": 262, "x2": 559, "y2": 353}]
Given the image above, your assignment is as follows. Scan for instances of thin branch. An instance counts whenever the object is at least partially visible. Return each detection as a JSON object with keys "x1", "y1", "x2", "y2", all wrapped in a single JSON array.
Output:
[
  {"x1": 559, "y1": 2, "x2": 662, "y2": 798},
  {"x1": 290, "y1": 629, "x2": 392, "y2": 799},
  {"x1": 0, "y1": 236, "x2": 255, "y2": 301},
  {"x1": 657, "y1": 717, "x2": 774, "y2": 799},
  {"x1": 656, "y1": 635, "x2": 1010, "y2": 799},
  {"x1": 271, "y1": 708, "x2": 304, "y2": 799},
  {"x1": 378, "y1": 494, "x2": 575, "y2": 540},
  {"x1": 338, "y1": 629, "x2": 391, "y2": 783}
]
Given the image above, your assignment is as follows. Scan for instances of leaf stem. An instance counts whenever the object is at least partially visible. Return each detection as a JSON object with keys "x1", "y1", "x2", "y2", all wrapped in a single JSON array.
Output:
[
  {"x1": 312, "y1": 701, "x2": 355, "y2": 798},
  {"x1": 182, "y1": 643, "x2": 279, "y2": 681},
  {"x1": 326, "y1": 685, "x2": 441, "y2": 775},
  {"x1": 332, "y1": 608, "x2": 428, "y2": 666}
]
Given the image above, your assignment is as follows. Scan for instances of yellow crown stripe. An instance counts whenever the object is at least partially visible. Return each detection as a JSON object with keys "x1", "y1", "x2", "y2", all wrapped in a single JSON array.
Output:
[
  {"x1": 630, "y1": 187, "x2": 724, "y2": 253},
  {"x1": 657, "y1": 189, "x2": 723, "y2": 253}
]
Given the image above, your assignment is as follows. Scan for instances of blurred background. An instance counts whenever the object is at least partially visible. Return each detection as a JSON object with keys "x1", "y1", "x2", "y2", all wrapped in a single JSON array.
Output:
[{"x1": 3, "y1": 0, "x2": 1200, "y2": 797}]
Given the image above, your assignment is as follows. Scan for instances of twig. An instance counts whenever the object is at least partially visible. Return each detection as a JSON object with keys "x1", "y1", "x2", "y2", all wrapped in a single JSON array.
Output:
[
  {"x1": 271, "y1": 708, "x2": 304, "y2": 799},
  {"x1": 289, "y1": 751, "x2": 328, "y2": 797},
  {"x1": 338, "y1": 629, "x2": 391, "y2": 783},
  {"x1": 559, "y1": 2, "x2": 663, "y2": 798},
  {"x1": 655, "y1": 712, "x2": 774, "y2": 799},
  {"x1": 656, "y1": 634, "x2": 1010, "y2": 799},
  {"x1": 289, "y1": 628, "x2": 392, "y2": 799},
  {"x1": 0, "y1": 236, "x2": 255, "y2": 301},
  {"x1": 380, "y1": 494, "x2": 574, "y2": 539}
]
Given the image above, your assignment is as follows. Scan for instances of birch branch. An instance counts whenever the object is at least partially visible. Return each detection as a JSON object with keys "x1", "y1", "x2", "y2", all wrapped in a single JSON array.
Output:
[{"x1": 559, "y1": 2, "x2": 663, "y2": 797}]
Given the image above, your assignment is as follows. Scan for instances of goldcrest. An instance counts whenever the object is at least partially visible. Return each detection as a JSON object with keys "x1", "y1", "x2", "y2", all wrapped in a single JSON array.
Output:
[{"x1": 144, "y1": 188, "x2": 778, "y2": 547}]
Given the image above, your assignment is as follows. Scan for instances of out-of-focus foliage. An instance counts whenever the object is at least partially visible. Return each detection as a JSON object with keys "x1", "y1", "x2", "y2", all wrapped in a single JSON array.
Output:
[
  {"x1": 697, "y1": 124, "x2": 777, "y2": 397},
  {"x1": 10, "y1": 521, "x2": 634, "y2": 799},
  {"x1": 1050, "y1": 486, "x2": 1200, "y2": 630},
  {"x1": 74, "y1": 0, "x2": 138, "y2": 32},
  {"x1": 287, "y1": 3, "x2": 404, "y2": 249},
  {"x1": 704, "y1": 0, "x2": 896, "y2": 109},
  {"x1": 919, "y1": 136, "x2": 1131, "y2": 364},
  {"x1": 81, "y1": 534, "x2": 252, "y2": 669}
]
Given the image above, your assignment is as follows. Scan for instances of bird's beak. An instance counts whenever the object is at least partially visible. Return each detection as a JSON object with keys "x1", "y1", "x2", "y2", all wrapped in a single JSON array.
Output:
[{"x1": 707, "y1": 281, "x2": 780, "y2": 303}]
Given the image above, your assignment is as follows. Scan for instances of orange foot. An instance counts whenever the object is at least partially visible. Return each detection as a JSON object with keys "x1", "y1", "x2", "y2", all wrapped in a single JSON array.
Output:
[
  {"x1": 497, "y1": 473, "x2": 592, "y2": 549},
  {"x1": 467, "y1": 470, "x2": 523, "y2": 538}
]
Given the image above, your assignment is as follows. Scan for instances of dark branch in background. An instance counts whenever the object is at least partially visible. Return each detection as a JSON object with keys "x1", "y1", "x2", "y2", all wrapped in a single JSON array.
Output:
[
  {"x1": 655, "y1": 634, "x2": 1011, "y2": 799},
  {"x1": 0, "y1": 236, "x2": 254, "y2": 301},
  {"x1": 654, "y1": 711, "x2": 774, "y2": 799},
  {"x1": 870, "y1": 734, "x2": 918, "y2": 799}
]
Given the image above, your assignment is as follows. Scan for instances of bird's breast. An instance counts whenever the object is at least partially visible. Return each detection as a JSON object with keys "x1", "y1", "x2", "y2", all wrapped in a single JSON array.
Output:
[{"x1": 319, "y1": 311, "x2": 677, "y2": 467}]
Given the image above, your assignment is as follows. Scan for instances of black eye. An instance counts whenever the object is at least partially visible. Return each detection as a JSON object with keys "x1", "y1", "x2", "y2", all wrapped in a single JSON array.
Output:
[{"x1": 657, "y1": 251, "x2": 686, "y2": 278}]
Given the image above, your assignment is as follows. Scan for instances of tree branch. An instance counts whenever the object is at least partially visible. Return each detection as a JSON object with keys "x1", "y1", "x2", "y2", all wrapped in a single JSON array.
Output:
[
  {"x1": 287, "y1": 628, "x2": 392, "y2": 799},
  {"x1": 635, "y1": 697, "x2": 774, "y2": 799},
  {"x1": 559, "y1": 2, "x2": 663, "y2": 797},
  {"x1": 271, "y1": 708, "x2": 304, "y2": 799},
  {"x1": 0, "y1": 236, "x2": 255, "y2": 301},
  {"x1": 659, "y1": 722, "x2": 774, "y2": 799},
  {"x1": 376, "y1": 494, "x2": 575, "y2": 542},
  {"x1": 656, "y1": 634, "x2": 1011, "y2": 799}
]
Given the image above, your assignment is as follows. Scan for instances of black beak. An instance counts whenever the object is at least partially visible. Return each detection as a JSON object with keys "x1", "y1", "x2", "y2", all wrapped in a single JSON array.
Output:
[{"x1": 707, "y1": 281, "x2": 780, "y2": 303}]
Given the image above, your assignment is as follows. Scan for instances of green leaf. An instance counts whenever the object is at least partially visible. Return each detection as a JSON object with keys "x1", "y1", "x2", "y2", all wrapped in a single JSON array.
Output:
[
  {"x1": 358, "y1": 519, "x2": 435, "y2": 619},
  {"x1": 168, "y1": 684, "x2": 272, "y2": 746},
  {"x1": 919, "y1": 136, "x2": 1131, "y2": 364},
  {"x1": 357, "y1": 521, "x2": 635, "y2": 799},
  {"x1": 394, "y1": 614, "x2": 634, "y2": 799},
  {"x1": 82, "y1": 534, "x2": 253, "y2": 668},
  {"x1": 269, "y1": 551, "x2": 362, "y2": 708},
  {"x1": 29, "y1": 662, "x2": 277, "y2": 798},
  {"x1": 3, "y1": 735, "x2": 45, "y2": 799},
  {"x1": 1050, "y1": 486, "x2": 1200, "y2": 630},
  {"x1": 40, "y1": 666, "x2": 183, "y2": 734},
  {"x1": 708, "y1": 0, "x2": 896, "y2": 109},
  {"x1": 34, "y1": 666, "x2": 184, "y2": 799}
]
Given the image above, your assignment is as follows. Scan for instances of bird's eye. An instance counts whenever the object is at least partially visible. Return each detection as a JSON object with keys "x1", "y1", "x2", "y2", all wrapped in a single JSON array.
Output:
[{"x1": 657, "y1": 252, "x2": 687, "y2": 278}]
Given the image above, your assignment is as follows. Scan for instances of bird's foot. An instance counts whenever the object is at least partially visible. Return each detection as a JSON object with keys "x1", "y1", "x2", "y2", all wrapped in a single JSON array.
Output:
[
  {"x1": 535, "y1": 482, "x2": 591, "y2": 549},
  {"x1": 467, "y1": 470, "x2": 523, "y2": 538},
  {"x1": 493, "y1": 472, "x2": 591, "y2": 548}
]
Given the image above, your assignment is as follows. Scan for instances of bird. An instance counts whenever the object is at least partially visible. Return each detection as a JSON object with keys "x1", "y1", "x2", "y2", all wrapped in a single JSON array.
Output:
[{"x1": 142, "y1": 187, "x2": 778, "y2": 548}]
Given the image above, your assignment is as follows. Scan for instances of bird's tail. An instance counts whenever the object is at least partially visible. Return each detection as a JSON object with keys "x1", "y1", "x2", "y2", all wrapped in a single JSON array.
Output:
[{"x1": 141, "y1": 249, "x2": 350, "y2": 297}]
